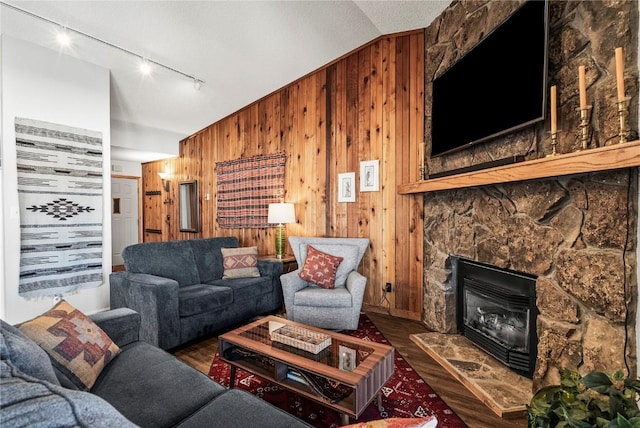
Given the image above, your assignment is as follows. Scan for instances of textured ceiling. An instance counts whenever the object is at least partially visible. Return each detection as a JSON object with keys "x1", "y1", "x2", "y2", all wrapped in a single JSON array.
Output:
[{"x1": 1, "y1": 1, "x2": 448, "y2": 160}]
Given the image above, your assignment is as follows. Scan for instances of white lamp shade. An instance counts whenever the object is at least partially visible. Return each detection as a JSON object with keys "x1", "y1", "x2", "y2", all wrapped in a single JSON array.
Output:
[{"x1": 268, "y1": 203, "x2": 295, "y2": 224}]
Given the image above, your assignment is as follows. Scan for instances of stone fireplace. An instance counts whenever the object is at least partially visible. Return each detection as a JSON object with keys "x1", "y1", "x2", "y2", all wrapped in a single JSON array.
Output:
[
  {"x1": 421, "y1": 0, "x2": 639, "y2": 392},
  {"x1": 422, "y1": 171, "x2": 638, "y2": 391}
]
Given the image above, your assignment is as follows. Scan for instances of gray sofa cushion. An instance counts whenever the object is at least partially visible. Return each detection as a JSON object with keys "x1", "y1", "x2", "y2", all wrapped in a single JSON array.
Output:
[
  {"x1": 1, "y1": 357, "x2": 135, "y2": 428},
  {"x1": 91, "y1": 341, "x2": 226, "y2": 427},
  {"x1": 178, "y1": 284, "x2": 233, "y2": 317},
  {"x1": 175, "y1": 389, "x2": 311, "y2": 428},
  {"x1": 0, "y1": 320, "x2": 59, "y2": 386},
  {"x1": 188, "y1": 237, "x2": 238, "y2": 283},
  {"x1": 209, "y1": 276, "x2": 273, "y2": 302},
  {"x1": 123, "y1": 240, "x2": 200, "y2": 286}
]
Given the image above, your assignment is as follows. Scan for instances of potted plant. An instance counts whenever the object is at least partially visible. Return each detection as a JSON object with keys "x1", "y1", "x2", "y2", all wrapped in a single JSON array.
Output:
[{"x1": 527, "y1": 368, "x2": 640, "y2": 427}]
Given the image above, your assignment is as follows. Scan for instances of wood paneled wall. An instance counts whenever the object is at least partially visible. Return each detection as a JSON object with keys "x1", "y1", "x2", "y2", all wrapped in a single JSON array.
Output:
[{"x1": 142, "y1": 32, "x2": 425, "y2": 319}]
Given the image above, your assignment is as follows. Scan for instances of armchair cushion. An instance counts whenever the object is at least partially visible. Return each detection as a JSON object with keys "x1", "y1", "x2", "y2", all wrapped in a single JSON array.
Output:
[
  {"x1": 221, "y1": 246, "x2": 260, "y2": 278},
  {"x1": 294, "y1": 287, "x2": 353, "y2": 308},
  {"x1": 299, "y1": 245, "x2": 343, "y2": 288},
  {"x1": 17, "y1": 300, "x2": 120, "y2": 391}
]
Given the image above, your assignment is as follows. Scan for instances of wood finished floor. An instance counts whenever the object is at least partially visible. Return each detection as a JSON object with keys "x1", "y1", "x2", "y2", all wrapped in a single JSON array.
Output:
[{"x1": 172, "y1": 312, "x2": 528, "y2": 428}]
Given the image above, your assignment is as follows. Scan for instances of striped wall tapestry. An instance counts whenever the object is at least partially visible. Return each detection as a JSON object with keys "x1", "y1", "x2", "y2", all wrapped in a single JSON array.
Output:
[
  {"x1": 216, "y1": 152, "x2": 286, "y2": 228},
  {"x1": 15, "y1": 118, "x2": 103, "y2": 298}
]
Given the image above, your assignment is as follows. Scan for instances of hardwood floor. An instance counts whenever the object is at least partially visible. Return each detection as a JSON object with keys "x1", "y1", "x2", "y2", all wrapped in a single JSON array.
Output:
[{"x1": 173, "y1": 312, "x2": 528, "y2": 428}]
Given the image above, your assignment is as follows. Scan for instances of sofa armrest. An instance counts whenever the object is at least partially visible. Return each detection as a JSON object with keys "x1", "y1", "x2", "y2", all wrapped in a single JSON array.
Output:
[
  {"x1": 258, "y1": 259, "x2": 285, "y2": 306},
  {"x1": 109, "y1": 272, "x2": 181, "y2": 350},
  {"x1": 90, "y1": 308, "x2": 140, "y2": 348},
  {"x1": 257, "y1": 259, "x2": 283, "y2": 278}
]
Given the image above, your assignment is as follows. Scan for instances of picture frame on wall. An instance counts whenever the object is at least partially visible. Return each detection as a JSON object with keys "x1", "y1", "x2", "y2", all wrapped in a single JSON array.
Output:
[
  {"x1": 338, "y1": 172, "x2": 356, "y2": 203},
  {"x1": 360, "y1": 160, "x2": 379, "y2": 192}
]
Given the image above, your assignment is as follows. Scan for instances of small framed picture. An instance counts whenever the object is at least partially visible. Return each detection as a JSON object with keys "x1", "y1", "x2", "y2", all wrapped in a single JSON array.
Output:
[
  {"x1": 338, "y1": 172, "x2": 356, "y2": 203},
  {"x1": 338, "y1": 345, "x2": 356, "y2": 371},
  {"x1": 360, "y1": 160, "x2": 379, "y2": 192}
]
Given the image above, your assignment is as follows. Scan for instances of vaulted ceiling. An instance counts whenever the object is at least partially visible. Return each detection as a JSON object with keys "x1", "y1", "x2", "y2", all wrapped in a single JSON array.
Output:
[{"x1": 1, "y1": 1, "x2": 448, "y2": 159}]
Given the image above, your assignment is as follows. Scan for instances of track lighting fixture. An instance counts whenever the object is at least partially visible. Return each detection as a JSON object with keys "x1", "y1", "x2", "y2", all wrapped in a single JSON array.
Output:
[{"x1": 1, "y1": 1, "x2": 205, "y2": 89}]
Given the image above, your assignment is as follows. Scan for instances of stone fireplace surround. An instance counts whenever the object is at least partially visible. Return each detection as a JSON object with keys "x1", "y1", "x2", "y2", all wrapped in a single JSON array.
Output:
[{"x1": 422, "y1": 0, "x2": 639, "y2": 392}]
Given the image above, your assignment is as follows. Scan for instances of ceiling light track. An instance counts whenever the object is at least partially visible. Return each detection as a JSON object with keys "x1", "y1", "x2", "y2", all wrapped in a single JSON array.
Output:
[{"x1": 0, "y1": 1, "x2": 205, "y2": 87}]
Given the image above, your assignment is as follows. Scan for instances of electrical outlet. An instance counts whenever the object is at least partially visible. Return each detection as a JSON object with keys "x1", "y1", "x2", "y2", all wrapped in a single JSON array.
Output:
[{"x1": 385, "y1": 283, "x2": 392, "y2": 292}]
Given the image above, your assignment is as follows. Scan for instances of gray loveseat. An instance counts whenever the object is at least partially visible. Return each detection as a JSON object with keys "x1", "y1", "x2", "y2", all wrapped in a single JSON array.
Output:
[
  {"x1": 0, "y1": 308, "x2": 310, "y2": 428},
  {"x1": 110, "y1": 237, "x2": 283, "y2": 350}
]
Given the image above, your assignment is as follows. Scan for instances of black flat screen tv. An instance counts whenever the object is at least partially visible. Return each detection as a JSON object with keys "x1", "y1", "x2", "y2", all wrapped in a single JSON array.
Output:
[{"x1": 430, "y1": 0, "x2": 549, "y2": 157}]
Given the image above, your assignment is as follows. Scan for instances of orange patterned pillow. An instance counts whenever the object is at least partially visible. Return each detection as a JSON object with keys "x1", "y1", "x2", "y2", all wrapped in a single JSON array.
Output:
[
  {"x1": 18, "y1": 300, "x2": 120, "y2": 391},
  {"x1": 299, "y1": 245, "x2": 344, "y2": 289}
]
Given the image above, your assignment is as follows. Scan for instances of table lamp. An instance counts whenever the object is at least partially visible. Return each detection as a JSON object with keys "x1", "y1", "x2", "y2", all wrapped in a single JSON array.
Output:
[{"x1": 267, "y1": 202, "x2": 295, "y2": 258}]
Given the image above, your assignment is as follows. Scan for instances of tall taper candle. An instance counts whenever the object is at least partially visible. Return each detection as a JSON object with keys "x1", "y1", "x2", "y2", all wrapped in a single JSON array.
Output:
[
  {"x1": 579, "y1": 66, "x2": 587, "y2": 109},
  {"x1": 550, "y1": 85, "x2": 557, "y2": 134},
  {"x1": 615, "y1": 47, "x2": 625, "y2": 102}
]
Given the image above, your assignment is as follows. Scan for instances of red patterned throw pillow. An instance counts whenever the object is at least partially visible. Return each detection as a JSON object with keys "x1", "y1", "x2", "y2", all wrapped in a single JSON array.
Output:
[
  {"x1": 299, "y1": 245, "x2": 344, "y2": 289},
  {"x1": 221, "y1": 246, "x2": 261, "y2": 278},
  {"x1": 18, "y1": 300, "x2": 120, "y2": 391}
]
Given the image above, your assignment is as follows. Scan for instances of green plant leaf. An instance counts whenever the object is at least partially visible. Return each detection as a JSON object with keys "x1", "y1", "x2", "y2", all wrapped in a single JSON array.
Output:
[
  {"x1": 626, "y1": 417, "x2": 640, "y2": 428},
  {"x1": 583, "y1": 372, "x2": 614, "y2": 392},
  {"x1": 613, "y1": 413, "x2": 634, "y2": 428},
  {"x1": 624, "y1": 378, "x2": 640, "y2": 393}
]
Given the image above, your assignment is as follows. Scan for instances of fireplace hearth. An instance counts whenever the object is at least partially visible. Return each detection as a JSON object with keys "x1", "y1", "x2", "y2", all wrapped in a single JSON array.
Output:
[{"x1": 454, "y1": 257, "x2": 538, "y2": 378}]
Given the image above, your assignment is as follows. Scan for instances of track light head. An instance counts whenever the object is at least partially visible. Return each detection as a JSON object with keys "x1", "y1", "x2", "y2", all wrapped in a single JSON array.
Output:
[
  {"x1": 56, "y1": 27, "x2": 71, "y2": 47},
  {"x1": 139, "y1": 59, "x2": 152, "y2": 76}
]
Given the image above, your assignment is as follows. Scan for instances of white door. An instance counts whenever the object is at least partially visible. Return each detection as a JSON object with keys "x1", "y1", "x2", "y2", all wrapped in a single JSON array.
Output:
[{"x1": 111, "y1": 177, "x2": 139, "y2": 266}]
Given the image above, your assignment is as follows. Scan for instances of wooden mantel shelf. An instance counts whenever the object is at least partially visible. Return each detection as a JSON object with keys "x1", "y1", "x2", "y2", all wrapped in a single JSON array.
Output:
[{"x1": 398, "y1": 140, "x2": 640, "y2": 194}]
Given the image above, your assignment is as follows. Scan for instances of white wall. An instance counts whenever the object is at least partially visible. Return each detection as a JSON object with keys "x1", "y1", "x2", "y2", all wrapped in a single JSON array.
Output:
[
  {"x1": 111, "y1": 159, "x2": 142, "y2": 177},
  {"x1": 111, "y1": 119, "x2": 182, "y2": 156},
  {"x1": 1, "y1": 35, "x2": 111, "y2": 323}
]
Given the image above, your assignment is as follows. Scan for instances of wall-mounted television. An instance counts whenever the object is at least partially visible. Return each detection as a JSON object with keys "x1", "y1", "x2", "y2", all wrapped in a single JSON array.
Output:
[{"x1": 430, "y1": 0, "x2": 549, "y2": 158}]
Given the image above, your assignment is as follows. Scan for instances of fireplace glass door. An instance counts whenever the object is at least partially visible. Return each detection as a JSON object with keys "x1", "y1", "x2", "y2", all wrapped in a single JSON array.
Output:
[{"x1": 463, "y1": 286, "x2": 530, "y2": 353}]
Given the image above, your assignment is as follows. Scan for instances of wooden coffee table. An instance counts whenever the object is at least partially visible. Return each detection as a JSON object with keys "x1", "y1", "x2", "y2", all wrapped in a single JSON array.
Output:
[{"x1": 219, "y1": 316, "x2": 395, "y2": 424}]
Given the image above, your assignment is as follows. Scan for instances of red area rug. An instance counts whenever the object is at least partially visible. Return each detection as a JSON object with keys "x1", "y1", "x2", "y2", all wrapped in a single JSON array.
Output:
[{"x1": 208, "y1": 315, "x2": 467, "y2": 427}]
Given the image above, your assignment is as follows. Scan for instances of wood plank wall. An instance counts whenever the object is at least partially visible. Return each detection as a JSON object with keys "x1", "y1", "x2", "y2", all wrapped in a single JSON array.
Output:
[{"x1": 142, "y1": 32, "x2": 425, "y2": 319}]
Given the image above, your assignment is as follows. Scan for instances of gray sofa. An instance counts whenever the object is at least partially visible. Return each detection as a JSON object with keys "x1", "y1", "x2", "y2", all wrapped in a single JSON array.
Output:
[
  {"x1": 110, "y1": 237, "x2": 283, "y2": 350},
  {"x1": 0, "y1": 308, "x2": 310, "y2": 428}
]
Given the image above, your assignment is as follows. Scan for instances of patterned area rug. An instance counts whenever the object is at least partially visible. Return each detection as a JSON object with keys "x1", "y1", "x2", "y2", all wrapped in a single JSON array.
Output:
[{"x1": 208, "y1": 315, "x2": 467, "y2": 427}]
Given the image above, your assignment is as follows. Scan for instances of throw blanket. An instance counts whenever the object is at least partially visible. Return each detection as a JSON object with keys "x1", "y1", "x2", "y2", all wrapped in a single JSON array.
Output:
[
  {"x1": 15, "y1": 118, "x2": 103, "y2": 298},
  {"x1": 216, "y1": 153, "x2": 286, "y2": 228}
]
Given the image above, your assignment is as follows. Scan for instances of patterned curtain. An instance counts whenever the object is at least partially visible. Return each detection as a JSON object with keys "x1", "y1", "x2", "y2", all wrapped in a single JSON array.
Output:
[
  {"x1": 216, "y1": 153, "x2": 286, "y2": 228},
  {"x1": 16, "y1": 118, "x2": 103, "y2": 298}
]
